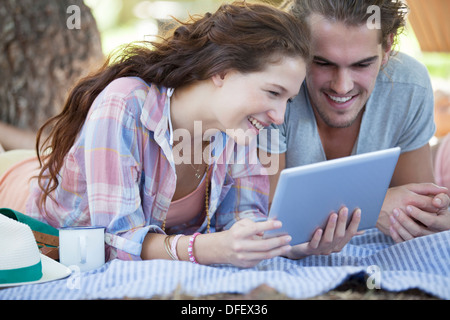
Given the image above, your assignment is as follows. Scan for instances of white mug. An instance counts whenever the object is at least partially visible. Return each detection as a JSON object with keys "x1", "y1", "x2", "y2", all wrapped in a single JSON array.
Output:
[{"x1": 59, "y1": 227, "x2": 105, "y2": 272}]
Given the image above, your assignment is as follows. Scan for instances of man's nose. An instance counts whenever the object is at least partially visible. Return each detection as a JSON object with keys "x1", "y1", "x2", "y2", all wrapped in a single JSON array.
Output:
[{"x1": 330, "y1": 68, "x2": 353, "y2": 95}]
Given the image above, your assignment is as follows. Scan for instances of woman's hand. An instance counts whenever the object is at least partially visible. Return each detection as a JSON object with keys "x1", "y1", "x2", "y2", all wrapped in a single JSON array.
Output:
[
  {"x1": 286, "y1": 207, "x2": 361, "y2": 260},
  {"x1": 218, "y1": 219, "x2": 292, "y2": 268}
]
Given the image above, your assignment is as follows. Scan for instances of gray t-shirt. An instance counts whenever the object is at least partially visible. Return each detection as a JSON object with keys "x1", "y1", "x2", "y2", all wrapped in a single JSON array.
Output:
[{"x1": 259, "y1": 52, "x2": 436, "y2": 168}]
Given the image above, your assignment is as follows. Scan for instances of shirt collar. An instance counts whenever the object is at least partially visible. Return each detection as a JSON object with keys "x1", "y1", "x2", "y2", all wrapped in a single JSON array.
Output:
[
  {"x1": 140, "y1": 85, "x2": 173, "y2": 140},
  {"x1": 139, "y1": 85, "x2": 174, "y2": 165},
  {"x1": 139, "y1": 84, "x2": 230, "y2": 167}
]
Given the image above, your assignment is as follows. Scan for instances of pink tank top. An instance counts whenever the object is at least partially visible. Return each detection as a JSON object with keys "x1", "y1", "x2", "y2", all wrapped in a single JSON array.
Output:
[{"x1": 164, "y1": 173, "x2": 208, "y2": 228}]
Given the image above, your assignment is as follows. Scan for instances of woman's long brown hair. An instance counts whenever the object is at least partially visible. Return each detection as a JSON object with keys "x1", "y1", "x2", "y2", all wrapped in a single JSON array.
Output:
[{"x1": 35, "y1": 1, "x2": 311, "y2": 210}]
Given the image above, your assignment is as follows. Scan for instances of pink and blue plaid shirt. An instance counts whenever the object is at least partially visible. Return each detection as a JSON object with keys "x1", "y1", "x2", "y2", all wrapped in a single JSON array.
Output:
[{"x1": 27, "y1": 77, "x2": 269, "y2": 261}]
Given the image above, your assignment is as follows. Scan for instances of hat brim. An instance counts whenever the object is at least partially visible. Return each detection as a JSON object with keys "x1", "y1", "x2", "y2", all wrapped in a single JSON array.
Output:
[{"x1": 0, "y1": 254, "x2": 71, "y2": 288}]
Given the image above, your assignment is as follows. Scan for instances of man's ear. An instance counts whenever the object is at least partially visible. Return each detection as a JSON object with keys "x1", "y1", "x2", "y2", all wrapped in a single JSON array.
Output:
[{"x1": 382, "y1": 33, "x2": 394, "y2": 65}]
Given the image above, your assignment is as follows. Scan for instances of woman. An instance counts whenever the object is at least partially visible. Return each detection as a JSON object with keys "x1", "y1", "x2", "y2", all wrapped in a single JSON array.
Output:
[{"x1": 2, "y1": 2, "x2": 360, "y2": 267}]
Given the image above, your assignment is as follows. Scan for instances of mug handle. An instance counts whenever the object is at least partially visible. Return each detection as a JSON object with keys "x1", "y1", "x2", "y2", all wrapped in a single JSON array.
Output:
[{"x1": 79, "y1": 235, "x2": 87, "y2": 264}]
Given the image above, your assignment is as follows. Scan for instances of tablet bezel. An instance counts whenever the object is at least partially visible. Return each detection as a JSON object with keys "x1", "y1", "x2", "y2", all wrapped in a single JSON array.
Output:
[{"x1": 264, "y1": 147, "x2": 401, "y2": 245}]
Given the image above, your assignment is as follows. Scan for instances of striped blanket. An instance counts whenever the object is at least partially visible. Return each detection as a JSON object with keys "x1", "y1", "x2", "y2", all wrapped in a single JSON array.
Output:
[{"x1": 1, "y1": 228, "x2": 449, "y2": 300}]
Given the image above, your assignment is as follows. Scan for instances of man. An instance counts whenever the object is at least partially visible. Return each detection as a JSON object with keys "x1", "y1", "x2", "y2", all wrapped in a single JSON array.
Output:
[{"x1": 260, "y1": 0, "x2": 450, "y2": 243}]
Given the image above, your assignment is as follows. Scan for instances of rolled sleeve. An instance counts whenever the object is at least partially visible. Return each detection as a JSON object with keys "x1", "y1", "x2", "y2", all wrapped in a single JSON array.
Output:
[{"x1": 105, "y1": 224, "x2": 163, "y2": 260}]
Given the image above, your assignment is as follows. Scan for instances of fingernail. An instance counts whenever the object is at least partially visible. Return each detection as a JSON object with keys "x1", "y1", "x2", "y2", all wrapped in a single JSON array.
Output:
[
  {"x1": 285, "y1": 236, "x2": 292, "y2": 243},
  {"x1": 435, "y1": 197, "x2": 442, "y2": 206},
  {"x1": 273, "y1": 221, "x2": 282, "y2": 228},
  {"x1": 406, "y1": 206, "x2": 413, "y2": 214},
  {"x1": 355, "y1": 209, "x2": 361, "y2": 218},
  {"x1": 393, "y1": 209, "x2": 400, "y2": 217},
  {"x1": 341, "y1": 208, "x2": 348, "y2": 217},
  {"x1": 390, "y1": 215, "x2": 397, "y2": 224}
]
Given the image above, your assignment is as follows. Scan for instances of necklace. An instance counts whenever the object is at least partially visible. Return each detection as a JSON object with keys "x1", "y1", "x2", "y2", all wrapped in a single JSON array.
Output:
[
  {"x1": 174, "y1": 141, "x2": 209, "y2": 179},
  {"x1": 190, "y1": 141, "x2": 210, "y2": 179},
  {"x1": 162, "y1": 164, "x2": 211, "y2": 234},
  {"x1": 190, "y1": 162, "x2": 206, "y2": 179}
]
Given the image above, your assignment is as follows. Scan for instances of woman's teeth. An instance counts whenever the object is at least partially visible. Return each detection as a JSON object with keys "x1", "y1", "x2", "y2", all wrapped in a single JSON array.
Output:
[
  {"x1": 327, "y1": 94, "x2": 353, "y2": 103},
  {"x1": 248, "y1": 116, "x2": 264, "y2": 130}
]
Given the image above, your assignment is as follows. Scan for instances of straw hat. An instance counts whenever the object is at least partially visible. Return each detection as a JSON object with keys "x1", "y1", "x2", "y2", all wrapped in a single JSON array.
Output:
[{"x1": 0, "y1": 214, "x2": 71, "y2": 287}]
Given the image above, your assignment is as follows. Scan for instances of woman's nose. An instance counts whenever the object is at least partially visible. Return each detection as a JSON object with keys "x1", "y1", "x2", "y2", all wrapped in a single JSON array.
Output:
[{"x1": 267, "y1": 103, "x2": 286, "y2": 125}]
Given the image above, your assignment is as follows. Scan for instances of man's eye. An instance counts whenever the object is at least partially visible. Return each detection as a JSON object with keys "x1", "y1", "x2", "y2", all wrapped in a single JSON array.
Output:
[{"x1": 314, "y1": 60, "x2": 330, "y2": 66}]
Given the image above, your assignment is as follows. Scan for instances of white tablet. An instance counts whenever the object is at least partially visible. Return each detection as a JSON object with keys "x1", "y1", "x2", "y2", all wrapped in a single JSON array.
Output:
[{"x1": 264, "y1": 147, "x2": 401, "y2": 245}]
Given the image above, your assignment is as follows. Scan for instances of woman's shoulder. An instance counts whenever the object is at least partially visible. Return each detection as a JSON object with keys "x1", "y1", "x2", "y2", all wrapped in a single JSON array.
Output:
[
  {"x1": 104, "y1": 77, "x2": 153, "y2": 99},
  {"x1": 92, "y1": 77, "x2": 165, "y2": 117}
]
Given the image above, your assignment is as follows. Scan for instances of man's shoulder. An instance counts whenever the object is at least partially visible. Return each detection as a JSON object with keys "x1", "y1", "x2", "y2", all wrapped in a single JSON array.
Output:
[{"x1": 378, "y1": 52, "x2": 431, "y2": 89}]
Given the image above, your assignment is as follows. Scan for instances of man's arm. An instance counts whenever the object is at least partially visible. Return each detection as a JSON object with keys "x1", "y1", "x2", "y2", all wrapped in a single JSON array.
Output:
[{"x1": 390, "y1": 144, "x2": 435, "y2": 187}]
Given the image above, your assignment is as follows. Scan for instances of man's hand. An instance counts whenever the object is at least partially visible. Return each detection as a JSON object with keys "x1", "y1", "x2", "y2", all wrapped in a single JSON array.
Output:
[
  {"x1": 389, "y1": 192, "x2": 450, "y2": 242},
  {"x1": 377, "y1": 183, "x2": 450, "y2": 242},
  {"x1": 287, "y1": 207, "x2": 361, "y2": 259}
]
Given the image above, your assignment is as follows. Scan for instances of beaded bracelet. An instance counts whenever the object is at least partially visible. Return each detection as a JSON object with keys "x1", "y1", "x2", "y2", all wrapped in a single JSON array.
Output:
[
  {"x1": 188, "y1": 233, "x2": 201, "y2": 264},
  {"x1": 170, "y1": 234, "x2": 184, "y2": 261}
]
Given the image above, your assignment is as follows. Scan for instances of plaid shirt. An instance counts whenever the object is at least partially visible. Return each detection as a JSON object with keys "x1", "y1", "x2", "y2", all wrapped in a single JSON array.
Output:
[{"x1": 27, "y1": 77, "x2": 269, "y2": 261}]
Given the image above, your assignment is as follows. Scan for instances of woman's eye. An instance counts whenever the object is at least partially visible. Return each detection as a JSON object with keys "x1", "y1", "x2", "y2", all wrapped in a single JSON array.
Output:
[{"x1": 269, "y1": 91, "x2": 280, "y2": 97}]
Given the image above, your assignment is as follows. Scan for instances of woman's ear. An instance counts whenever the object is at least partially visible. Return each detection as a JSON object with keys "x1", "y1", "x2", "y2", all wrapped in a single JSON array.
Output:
[{"x1": 211, "y1": 71, "x2": 228, "y2": 87}]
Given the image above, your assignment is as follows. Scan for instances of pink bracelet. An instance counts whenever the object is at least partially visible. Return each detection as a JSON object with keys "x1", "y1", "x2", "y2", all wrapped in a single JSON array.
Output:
[
  {"x1": 170, "y1": 234, "x2": 183, "y2": 261},
  {"x1": 188, "y1": 233, "x2": 201, "y2": 264}
]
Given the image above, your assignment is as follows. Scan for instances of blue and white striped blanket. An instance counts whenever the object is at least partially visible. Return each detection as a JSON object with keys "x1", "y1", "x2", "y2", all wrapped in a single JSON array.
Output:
[{"x1": 1, "y1": 228, "x2": 449, "y2": 300}]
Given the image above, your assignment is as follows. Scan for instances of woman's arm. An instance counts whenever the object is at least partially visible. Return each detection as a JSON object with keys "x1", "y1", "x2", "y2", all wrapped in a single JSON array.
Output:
[{"x1": 141, "y1": 219, "x2": 292, "y2": 268}]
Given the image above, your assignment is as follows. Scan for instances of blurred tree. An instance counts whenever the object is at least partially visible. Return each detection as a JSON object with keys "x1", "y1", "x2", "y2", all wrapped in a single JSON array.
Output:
[{"x1": 0, "y1": 0, "x2": 103, "y2": 132}]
